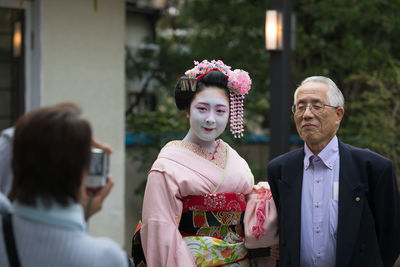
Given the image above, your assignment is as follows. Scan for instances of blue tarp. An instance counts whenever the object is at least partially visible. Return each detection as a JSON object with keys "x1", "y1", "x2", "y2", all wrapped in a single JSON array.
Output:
[{"x1": 126, "y1": 132, "x2": 303, "y2": 147}]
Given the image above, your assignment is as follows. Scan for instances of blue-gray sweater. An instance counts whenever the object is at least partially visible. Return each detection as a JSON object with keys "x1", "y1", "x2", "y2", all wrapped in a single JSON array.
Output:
[{"x1": 0, "y1": 195, "x2": 128, "y2": 267}]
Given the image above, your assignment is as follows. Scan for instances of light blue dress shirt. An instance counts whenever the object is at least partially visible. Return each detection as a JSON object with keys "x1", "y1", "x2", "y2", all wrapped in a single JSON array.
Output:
[{"x1": 300, "y1": 136, "x2": 339, "y2": 267}]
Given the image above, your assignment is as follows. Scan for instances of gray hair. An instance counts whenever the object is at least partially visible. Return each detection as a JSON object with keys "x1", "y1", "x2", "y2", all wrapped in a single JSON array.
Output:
[{"x1": 294, "y1": 76, "x2": 345, "y2": 107}]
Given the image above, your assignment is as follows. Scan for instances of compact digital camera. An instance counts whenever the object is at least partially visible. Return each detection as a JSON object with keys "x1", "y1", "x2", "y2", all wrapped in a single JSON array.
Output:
[{"x1": 86, "y1": 148, "x2": 110, "y2": 188}]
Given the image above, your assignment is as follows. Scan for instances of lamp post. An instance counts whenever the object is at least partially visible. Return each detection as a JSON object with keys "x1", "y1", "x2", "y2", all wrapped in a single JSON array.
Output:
[{"x1": 266, "y1": 0, "x2": 294, "y2": 160}]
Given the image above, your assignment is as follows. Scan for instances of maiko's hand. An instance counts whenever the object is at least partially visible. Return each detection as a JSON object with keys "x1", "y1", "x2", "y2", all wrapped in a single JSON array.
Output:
[
  {"x1": 270, "y1": 244, "x2": 280, "y2": 261},
  {"x1": 92, "y1": 138, "x2": 113, "y2": 154},
  {"x1": 81, "y1": 176, "x2": 114, "y2": 220}
]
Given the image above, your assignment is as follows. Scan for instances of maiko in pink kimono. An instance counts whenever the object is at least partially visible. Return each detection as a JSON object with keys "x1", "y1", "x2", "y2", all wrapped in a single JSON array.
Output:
[{"x1": 133, "y1": 60, "x2": 278, "y2": 267}]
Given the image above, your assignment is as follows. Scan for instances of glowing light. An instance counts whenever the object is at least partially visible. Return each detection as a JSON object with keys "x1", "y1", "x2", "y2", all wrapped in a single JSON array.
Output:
[
  {"x1": 13, "y1": 22, "x2": 22, "y2": 57},
  {"x1": 265, "y1": 10, "x2": 282, "y2": 50}
]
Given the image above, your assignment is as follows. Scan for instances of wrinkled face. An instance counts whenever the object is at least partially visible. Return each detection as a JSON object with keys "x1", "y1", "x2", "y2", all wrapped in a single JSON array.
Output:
[
  {"x1": 188, "y1": 87, "x2": 229, "y2": 142},
  {"x1": 294, "y1": 81, "x2": 344, "y2": 150}
]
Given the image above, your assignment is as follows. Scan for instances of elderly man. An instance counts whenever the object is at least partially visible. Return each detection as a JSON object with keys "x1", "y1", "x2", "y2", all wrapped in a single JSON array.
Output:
[{"x1": 267, "y1": 76, "x2": 400, "y2": 267}]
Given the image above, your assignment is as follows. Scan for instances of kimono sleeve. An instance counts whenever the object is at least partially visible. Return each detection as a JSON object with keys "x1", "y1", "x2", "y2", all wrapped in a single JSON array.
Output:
[
  {"x1": 140, "y1": 170, "x2": 195, "y2": 267},
  {"x1": 244, "y1": 182, "x2": 279, "y2": 249}
]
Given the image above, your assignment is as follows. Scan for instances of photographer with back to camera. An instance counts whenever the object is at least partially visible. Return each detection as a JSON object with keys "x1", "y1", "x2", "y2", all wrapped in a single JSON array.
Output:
[{"x1": 0, "y1": 103, "x2": 131, "y2": 267}]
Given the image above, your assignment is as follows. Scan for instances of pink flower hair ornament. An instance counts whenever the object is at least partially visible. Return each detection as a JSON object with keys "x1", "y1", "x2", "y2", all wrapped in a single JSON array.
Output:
[{"x1": 184, "y1": 59, "x2": 252, "y2": 138}]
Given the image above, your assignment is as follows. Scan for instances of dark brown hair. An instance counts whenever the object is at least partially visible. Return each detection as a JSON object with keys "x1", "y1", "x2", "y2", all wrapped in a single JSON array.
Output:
[
  {"x1": 174, "y1": 70, "x2": 229, "y2": 110},
  {"x1": 9, "y1": 103, "x2": 92, "y2": 207}
]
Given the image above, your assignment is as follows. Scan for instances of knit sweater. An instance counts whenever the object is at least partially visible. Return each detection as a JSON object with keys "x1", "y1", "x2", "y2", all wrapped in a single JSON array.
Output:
[{"x1": 0, "y1": 197, "x2": 128, "y2": 267}]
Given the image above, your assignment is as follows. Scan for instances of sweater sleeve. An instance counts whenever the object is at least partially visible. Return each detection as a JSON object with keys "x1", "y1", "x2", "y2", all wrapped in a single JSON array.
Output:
[{"x1": 141, "y1": 170, "x2": 196, "y2": 267}]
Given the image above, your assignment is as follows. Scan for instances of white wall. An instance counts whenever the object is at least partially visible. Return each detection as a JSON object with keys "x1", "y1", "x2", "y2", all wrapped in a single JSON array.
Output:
[{"x1": 41, "y1": 0, "x2": 126, "y2": 247}]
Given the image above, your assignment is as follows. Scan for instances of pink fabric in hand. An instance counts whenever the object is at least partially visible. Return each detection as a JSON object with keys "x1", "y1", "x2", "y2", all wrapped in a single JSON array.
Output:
[{"x1": 244, "y1": 182, "x2": 279, "y2": 249}]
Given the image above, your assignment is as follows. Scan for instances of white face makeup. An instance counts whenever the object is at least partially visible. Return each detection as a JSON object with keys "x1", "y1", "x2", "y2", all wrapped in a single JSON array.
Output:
[{"x1": 185, "y1": 87, "x2": 229, "y2": 148}]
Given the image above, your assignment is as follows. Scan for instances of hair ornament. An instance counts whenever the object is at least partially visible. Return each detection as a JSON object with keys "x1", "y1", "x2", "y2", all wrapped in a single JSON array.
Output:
[
  {"x1": 184, "y1": 59, "x2": 252, "y2": 138},
  {"x1": 196, "y1": 68, "x2": 223, "y2": 82},
  {"x1": 185, "y1": 60, "x2": 231, "y2": 78},
  {"x1": 228, "y1": 69, "x2": 252, "y2": 95},
  {"x1": 176, "y1": 76, "x2": 197, "y2": 92}
]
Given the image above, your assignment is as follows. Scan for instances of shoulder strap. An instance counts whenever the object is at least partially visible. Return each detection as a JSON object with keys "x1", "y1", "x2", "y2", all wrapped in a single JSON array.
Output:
[{"x1": 2, "y1": 213, "x2": 21, "y2": 267}]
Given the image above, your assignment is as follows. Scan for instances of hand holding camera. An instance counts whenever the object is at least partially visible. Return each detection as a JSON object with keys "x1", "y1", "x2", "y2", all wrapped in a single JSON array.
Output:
[
  {"x1": 80, "y1": 139, "x2": 113, "y2": 220},
  {"x1": 81, "y1": 176, "x2": 114, "y2": 220},
  {"x1": 86, "y1": 148, "x2": 110, "y2": 188}
]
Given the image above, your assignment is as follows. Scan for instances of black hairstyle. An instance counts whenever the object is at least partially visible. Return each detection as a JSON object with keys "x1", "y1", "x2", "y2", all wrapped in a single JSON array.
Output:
[
  {"x1": 174, "y1": 70, "x2": 230, "y2": 110},
  {"x1": 9, "y1": 102, "x2": 92, "y2": 207}
]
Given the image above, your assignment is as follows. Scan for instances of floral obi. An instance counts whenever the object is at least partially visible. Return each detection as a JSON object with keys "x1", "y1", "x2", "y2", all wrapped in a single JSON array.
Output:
[{"x1": 179, "y1": 193, "x2": 246, "y2": 239}]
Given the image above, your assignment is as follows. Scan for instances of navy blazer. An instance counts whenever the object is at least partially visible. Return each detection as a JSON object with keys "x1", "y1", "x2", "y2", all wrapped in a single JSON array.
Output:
[{"x1": 267, "y1": 140, "x2": 400, "y2": 267}]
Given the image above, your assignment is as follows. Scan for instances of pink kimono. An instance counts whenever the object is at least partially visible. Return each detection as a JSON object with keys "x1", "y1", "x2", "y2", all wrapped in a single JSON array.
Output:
[{"x1": 140, "y1": 140, "x2": 278, "y2": 266}]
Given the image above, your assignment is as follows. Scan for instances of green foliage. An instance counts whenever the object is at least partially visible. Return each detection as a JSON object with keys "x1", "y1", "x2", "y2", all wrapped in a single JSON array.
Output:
[
  {"x1": 293, "y1": 0, "x2": 400, "y2": 84},
  {"x1": 127, "y1": 110, "x2": 188, "y2": 148},
  {"x1": 127, "y1": 0, "x2": 400, "y2": 194},
  {"x1": 340, "y1": 61, "x2": 400, "y2": 174},
  {"x1": 156, "y1": 0, "x2": 272, "y2": 130},
  {"x1": 293, "y1": 0, "x2": 400, "y2": 175},
  {"x1": 127, "y1": 0, "x2": 273, "y2": 132},
  {"x1": 126, "y1": 89, "x2": 188, "y2": 188}
]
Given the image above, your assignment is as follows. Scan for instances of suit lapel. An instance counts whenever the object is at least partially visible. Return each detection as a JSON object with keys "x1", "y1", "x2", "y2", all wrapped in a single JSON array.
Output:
[
  {"x1": 281, "y1": 149, "x2": 304, "y2": 267},
  {"x1": 335, "y1": 141, "x2": 365, "y2": 267}
]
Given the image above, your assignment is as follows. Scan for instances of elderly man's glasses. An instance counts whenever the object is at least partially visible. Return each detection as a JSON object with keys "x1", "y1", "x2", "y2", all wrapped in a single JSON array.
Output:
[{"x1": 291, "y1": 102, "x2": 339, "y2": 115}]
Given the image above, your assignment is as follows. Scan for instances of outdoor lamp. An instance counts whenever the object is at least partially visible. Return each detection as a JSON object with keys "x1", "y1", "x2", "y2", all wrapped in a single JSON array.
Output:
[
  {"x1": 13, "y1": 21, "x2": 22, "y2": 58},
  {"x1": 265, "y1": 10, "x2": 282, "y2": 51}
]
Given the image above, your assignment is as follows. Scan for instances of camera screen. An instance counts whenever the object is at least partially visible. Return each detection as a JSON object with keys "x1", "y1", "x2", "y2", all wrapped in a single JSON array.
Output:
[{"x1": 89, "y1": 153, "x2": 104, "y2": 175}]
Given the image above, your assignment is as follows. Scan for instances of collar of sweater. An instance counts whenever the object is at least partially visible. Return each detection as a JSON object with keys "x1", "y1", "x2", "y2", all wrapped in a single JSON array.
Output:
[{"x1": 12, "y1": 198, "x2": 87, "y2": 232}]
